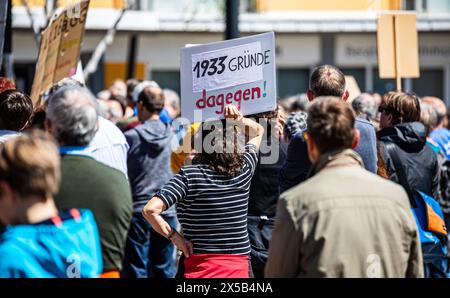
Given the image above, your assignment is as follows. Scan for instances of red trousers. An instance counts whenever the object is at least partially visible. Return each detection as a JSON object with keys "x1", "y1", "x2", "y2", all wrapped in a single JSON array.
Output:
[{"x1": 183, "y1": 254, "x2": 250, "y2": 278}]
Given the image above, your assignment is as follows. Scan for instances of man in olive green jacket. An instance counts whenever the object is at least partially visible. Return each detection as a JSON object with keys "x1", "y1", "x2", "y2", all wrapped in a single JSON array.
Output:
[{"x1": 266, "y1": 97, "x2": 423, "y2": 278}]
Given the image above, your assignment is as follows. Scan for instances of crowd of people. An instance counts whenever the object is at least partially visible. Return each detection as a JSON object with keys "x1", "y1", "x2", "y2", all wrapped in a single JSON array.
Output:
[{"x1": 0, "y1": 64, "x2": 449, "y2": 278}]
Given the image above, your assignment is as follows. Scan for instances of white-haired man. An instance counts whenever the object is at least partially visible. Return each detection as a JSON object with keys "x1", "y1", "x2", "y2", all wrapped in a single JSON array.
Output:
[{"x1": 45, "y1": 85, "x2": 132, "y2": 278}]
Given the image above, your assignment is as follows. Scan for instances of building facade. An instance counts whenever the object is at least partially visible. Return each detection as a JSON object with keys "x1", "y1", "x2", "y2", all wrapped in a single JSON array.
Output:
[{"x1": 9, "y1": 0, "x2": 450, "y2": 104}]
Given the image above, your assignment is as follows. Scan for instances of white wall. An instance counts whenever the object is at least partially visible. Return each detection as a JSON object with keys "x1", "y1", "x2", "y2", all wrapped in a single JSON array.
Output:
[{"x1": 335, "y1": 33, "x2": 450, "y2": 67}]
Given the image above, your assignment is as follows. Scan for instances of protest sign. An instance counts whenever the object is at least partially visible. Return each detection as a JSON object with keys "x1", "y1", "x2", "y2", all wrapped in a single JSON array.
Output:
[
  {"x1": 180, "y1": 32, "x2": 277, "y2": 123},
  {"x1": 345, "y1": 76, "x2": 361, "y2": 103},
  {"x1": 377, "y1": 13, "x2": 420, "y2": 91},
  {"x1": 0, "y1": 0, "x2": 7, "y2": 71},
  {"x1": 30, "y1": 0, "x2": 90, "y2": 105}
]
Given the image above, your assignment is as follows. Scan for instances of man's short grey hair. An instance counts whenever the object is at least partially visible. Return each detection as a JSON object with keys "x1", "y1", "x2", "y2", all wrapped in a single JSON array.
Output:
[
  {"x1": 420, "y1": 101, "x2": 438, "y2": 136},
  {"x1": 46, "y1": 86, "x2": 98, "y2": 146},
  {"x1": 352, "y1": 93, "x2": 378, "y2": 120},
  {"x1": 280, "y1": 94, "x2": 308, "y2": 113},
  {"x1": 163, "y1": 88, "x2": 180, "y2": 111}
]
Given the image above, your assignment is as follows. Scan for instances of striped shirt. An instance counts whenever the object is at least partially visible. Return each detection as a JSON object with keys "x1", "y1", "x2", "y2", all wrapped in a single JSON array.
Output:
[{"x1": 156, "y1": 144, "x2": 258, "y2": 255}]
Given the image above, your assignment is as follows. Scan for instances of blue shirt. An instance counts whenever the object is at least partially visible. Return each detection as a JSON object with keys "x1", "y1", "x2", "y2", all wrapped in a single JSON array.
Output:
[
  {"x1": 0, "y1": 209, "x2": 102, "y2": 278},
  {"x1": 159, "y1": 108, "x2": 172, "y2": 124},
  {"x1": 59, "y1": 146, "x2": 91, "y2": 157},
  {"x1": 430, "y1": 128, "x2": 450, "y2": 160}
]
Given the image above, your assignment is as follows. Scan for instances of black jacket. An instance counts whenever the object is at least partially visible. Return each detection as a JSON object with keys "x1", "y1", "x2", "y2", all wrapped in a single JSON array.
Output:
[
  {"x1": 248, "y1": 139, "x2": 288, "y2": 218},
  {"x1": 378, "y1": 122, "x2": 439, "y2": 199}
]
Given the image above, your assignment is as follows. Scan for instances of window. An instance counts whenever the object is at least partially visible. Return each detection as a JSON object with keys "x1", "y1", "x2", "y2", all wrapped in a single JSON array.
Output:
[
  {"x1": 140, "y1": 0, "x2": 255, "y2": 13},
  {"x1": 81, "y1": 53, "x2": 104, "y2": 96},
  {"x1": 373, "y1": 68, "x2": 396, "y2": 95},
  {"x1": 412, "y1": 69, "x2": 444, "y2": 99},
  {"x1": 403, "y1": 0, "x2": 416, "y2": 10},
  {"x1": 241, "y1": 0, "x2": 257, "y2": 12},
  {"x1": 402, "y1": 0, "x2": 450, "y2": 13},
  {"x1": 139, "y1": 0, "x2": 222, "y2": 15},
  {"x1": 372, "y1": 68, "x2": 444, "y2": 99},
  {"x1": 13, "y1": 63, "x2": 36, "y2": 94},
  {"x1": 424, "y1": 0, "x2": 450, "y2": 13},
  {"x1": 341, "y1": 68, "x2": 366, "y2": 92},
  {"x1": 277, "y1": 69, "x2": 309, "y2": 99},
  {"x1": 151, "y1": 70, "x2": 181, "y2": 94}
]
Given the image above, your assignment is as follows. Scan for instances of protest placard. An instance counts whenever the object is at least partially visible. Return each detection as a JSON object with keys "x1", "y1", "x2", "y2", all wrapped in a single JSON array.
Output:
[
  {"x1": 377, "y1": 13, "x2": 420, "y2": 91},
  {"x1": 180, "y1": 32, "x2": 277, "y2": 123},
  {"x1": 345, "y1": 76, "x2": 361, "y2": 102},
  {"x1": 0, "y1": 1, "x2": 8, "y2": 71},
  {"x1": 30, "y1": 0, "x2": 90, "y2": 105}
]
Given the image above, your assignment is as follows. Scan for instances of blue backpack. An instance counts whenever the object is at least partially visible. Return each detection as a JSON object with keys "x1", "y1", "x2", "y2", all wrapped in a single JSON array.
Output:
[{"x1": 385, "y1": 142, "x2": 449, "y2": 278}]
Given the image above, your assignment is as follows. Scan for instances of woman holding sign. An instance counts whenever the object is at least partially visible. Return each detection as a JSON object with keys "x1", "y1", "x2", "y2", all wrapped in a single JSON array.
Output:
[{"x1": 142, "y1": 105, "x2": 264, "y2": 278}]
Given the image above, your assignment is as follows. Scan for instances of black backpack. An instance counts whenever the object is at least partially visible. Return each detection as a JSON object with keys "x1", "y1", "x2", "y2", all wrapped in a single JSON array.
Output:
[{"x1": 385, "y1": 142, "x2": 449, "y2": 278}]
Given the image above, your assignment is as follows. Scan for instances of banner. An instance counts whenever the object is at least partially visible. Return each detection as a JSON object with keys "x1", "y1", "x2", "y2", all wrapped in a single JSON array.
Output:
[
  {"x1": 0, "y1": 0, "x2": 7, "y2": 71},
  {"x1": 31, "y1": 0, "x2": 90, "y2": 105},
  {"x1": 180, "y1": 32, "x2": 277, "y2": 123},
  {"x1": 377, "y1": 13, "x2": 420, "y2": 90}
]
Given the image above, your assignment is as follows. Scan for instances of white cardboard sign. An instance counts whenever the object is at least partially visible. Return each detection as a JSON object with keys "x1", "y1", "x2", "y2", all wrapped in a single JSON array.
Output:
[{"x1": 181, "y1": 32, "x2": 277, "y2": 123}]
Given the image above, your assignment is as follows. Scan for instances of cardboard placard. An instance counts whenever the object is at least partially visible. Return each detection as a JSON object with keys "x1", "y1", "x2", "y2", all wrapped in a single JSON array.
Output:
[
  {"x1": 395, "y1": 14, "x2": 420, "y2": 78},
  {"x1": 377, "y1": 12, "x2": 420, "y2": 90},
  {"x1": 31, "y1": 0, "x2": 90, "y2": 105},
  {"x1": 180, "y1": 32, "x2": 277, "y2": 123},
  {"x1": 345, "y1": 75, "x2": 361, "y2": 102},
  {"x1": 377, "y1": 14, "x2": 396, "y2": 79}
]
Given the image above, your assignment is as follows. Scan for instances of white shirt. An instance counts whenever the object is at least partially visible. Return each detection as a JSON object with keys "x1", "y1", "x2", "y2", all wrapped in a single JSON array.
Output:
[{"x1": 87, "y1": 117, "x2": 129, "y2": 177}]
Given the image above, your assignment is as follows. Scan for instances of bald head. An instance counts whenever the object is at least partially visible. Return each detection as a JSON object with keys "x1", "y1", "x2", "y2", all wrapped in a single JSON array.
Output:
[
  {"x1": 422, "y1": 96, "x2": 447, "y2": 127},
  {"x1": 110, "y1": 79, "x2": 127, "y2": 98}
]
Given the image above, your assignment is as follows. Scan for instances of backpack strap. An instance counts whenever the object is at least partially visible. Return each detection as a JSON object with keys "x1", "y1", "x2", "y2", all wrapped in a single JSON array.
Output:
[{"x1": 383, "y1": 142, "x2": 414, "y2": 199}]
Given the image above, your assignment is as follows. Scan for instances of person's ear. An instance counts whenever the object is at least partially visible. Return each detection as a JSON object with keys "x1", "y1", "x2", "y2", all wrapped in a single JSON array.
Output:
[
  {"x1": 137, "y1": 101, "x2": 144, "y2": 113},
  {"x1": 342, "y1": 90, "x2": 350, "y2": 102},
  {"x1": 307, "y1": 89, "x2": 314, "y2": 102},
  {"x1": 0, "y1": 181, "x2": 16, "y2": 226},
  {"x1": 95, "y1": 119, "x2": 100, "y2": 134},
  {"x1": 386, "y1": 113, "x2": 394, "y2": 126},
  {"x1": 305, "y1": 133, "x2": 320, "y2": 163},
  {"x1": 44, "y1": 118, "x2": 52, "y2": 134},
  {"x1": 0, "y1": 181, "x2": 13, "y2": 200},
  {"x1": 352, "y1": 128, "x2": 360, "y2": 149}
]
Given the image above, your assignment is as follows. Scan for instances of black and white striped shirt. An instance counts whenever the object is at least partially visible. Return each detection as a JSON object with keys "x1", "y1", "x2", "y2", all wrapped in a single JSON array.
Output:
[{"x1": 156, "y1": 144, "x2": 258, "y2": 255}]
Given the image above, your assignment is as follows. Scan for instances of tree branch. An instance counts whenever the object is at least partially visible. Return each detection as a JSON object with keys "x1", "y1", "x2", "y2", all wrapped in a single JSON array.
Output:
[
  {"x1": 21, "y1": 0, "x2": 41, "y2": 47},
  {"x1": 83, "y1": 5, "x2": 129, "y2": 81},
  {"x1": 43, "y1": 0, "x2": 58, "y2": 30}
]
